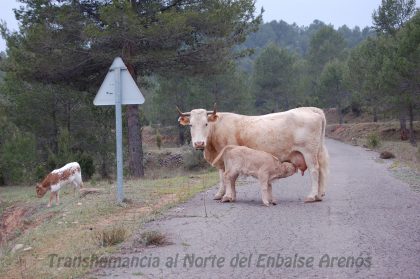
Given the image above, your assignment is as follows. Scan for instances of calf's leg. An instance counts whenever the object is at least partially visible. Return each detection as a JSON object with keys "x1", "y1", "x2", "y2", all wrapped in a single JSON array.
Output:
[
  {"x1": 268, "y1": 183, "x2": 276, "y2": 205},
  {"x1": 259, "y1": 175, "x2": 271, "y2": 206},
  {"x1": 222, "y1": 171, "x2": 238, "y2": 202},
  {"x1": 56, "y1": 191, "x2": 60, "y2": 206},
  {"x1": 47, "y1": 192, "x2": 54, "y2": 208},
  {"x1": 214, "y1": 169, "x2": 226, "y2": 200},
  {"x1": 260, "y1": 182, "x2": 270, "y2": 207}
]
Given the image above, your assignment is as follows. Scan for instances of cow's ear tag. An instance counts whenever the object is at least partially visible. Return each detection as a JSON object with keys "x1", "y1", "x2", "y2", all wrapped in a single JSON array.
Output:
[
  {"x1": 208, "y1": 114, "x2": 218, "y2": 122},
  {"x1": 178, "y1": 116, "x2": 190, "y2": 126}
]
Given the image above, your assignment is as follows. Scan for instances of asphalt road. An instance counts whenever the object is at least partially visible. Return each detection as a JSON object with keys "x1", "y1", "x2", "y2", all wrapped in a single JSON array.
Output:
[{"x1": 91, "y1": 139, "x2": 420, "y2": 279}]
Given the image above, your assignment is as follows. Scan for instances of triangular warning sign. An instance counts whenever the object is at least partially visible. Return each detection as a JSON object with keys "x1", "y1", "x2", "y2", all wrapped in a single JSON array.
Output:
[{"x1": 93, "y1": 57, "x2": 145, "y2": 106}]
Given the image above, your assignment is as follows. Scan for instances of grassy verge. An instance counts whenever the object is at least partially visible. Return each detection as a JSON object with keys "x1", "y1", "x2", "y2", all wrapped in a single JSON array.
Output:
[{"x1": 0, "y1": 171, "x2": 218, "y2": 279}]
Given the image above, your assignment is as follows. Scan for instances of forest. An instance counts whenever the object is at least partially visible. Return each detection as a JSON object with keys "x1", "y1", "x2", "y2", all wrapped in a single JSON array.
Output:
[{"x1": 0, "y1": 0, "x2": 419, "y2": 185}]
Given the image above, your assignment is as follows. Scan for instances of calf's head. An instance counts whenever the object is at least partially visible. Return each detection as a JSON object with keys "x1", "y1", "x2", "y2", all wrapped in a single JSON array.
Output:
[
  {"x1": 275, "y1": 162, "x2": 297, "y2": 178},
  {"x1": 35, "y1": 184, "x2": 48, "y2": 198},
  {"x1": 177, "y1": 104, "x2": 219, "y2": 150}
]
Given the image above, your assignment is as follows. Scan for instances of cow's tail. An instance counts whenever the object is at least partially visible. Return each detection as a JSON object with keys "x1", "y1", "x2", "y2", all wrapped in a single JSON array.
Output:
[
  {"x1": 211, "y1": 145, "x2": 234, "y2": 168},
  {"x1": 317, "y1": 109, "x2": 329, "y2": 196}
]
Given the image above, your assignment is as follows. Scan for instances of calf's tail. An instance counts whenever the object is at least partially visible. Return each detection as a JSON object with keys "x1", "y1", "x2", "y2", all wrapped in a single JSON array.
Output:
[{"x1": 211, "y1": 145, "x2": 235, "y2": 168}]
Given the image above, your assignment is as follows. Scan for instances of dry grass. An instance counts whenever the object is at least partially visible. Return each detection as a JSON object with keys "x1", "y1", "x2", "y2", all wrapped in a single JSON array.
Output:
[
  {"x1": 136, "y1": 230, "x2": 168, "y2": 247},
  {"x1": 94, "y1": 227, "x2": 128, "y2": 247},
  {"x1": 0, "y1": 171, "x2": 218, "y2": 279}
]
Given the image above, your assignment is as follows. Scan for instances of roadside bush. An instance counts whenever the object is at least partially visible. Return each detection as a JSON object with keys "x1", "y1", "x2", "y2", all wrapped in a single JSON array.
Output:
[
  {"x1": 182, "y1": 145, "x2": 208, "y2": 170},
  {"x1": 78, "y1": 153, "x2": 95, "y2": 180},
  {"x1": 35, "y1": 165, "x2": 48, "y2": 181},
  {"x1": 367, "y1": 133, "x2": 381, "y2": 148}
]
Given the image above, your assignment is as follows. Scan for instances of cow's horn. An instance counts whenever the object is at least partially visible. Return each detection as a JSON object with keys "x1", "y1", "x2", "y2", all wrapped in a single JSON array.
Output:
[
  {"x1": 176, "y1": 106, "x2": 190, "y2": 116},
  {"x1": 206, "y1": 103, "x2": 217, "y2": 115}
]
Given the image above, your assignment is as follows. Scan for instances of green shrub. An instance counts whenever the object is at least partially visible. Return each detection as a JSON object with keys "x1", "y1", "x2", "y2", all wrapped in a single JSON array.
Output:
[
  {"x1": 182, "y1": 146, "x2": 208, "y2": 170},
  {"x1": 367, "y1": 133, "x2": 381, "y2": 148},
  {"x1": 35, "y1": 165, "x2": 48, "y2": 181},
  {"x1": 78, "y1": 153, "x2": 95, "y2": 180},
  {"x1": 0, "y1": 131, "x2": 37, "y2": 185}
]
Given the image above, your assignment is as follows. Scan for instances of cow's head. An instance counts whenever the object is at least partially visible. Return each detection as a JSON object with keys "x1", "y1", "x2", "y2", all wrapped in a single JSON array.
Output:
[
  {"x1": 35, "y1": 183, "x2": 48, "y2": 198},
  {"x1": 177, "y1": 104, "x2": 219, "y2": 150}
]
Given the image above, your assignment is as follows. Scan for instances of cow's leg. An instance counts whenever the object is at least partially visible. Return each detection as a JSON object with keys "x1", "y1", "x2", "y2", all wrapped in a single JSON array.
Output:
[
  {"x1": 303, "y1": 153, "x2": 322, "y2": 203},
  {"x1": 222, "y1": 172, "x2": 238, "y2": 202},
  {"x1": 268, "y1": 183, "x2": 276, "y2": 205},
  {"x1": 318, "y1": 144, "x2": 329, "y2": 197},
  {"x1": 214, "y1": 169, "x2": 226, "y2": 200}
]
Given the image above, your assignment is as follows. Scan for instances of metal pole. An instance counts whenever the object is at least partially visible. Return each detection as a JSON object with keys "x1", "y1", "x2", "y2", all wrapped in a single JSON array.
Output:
[{"x1": 114, "y1": 67, "x2": 124, "y2": 203}]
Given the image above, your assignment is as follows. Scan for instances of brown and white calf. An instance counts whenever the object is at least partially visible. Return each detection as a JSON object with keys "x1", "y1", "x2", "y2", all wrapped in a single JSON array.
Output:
[
  {"x1": 35, "y1": 162, "x2": 83, "y2": 207},
  {"x1": 212, "y1": 145, "x2": 304, "y2": 206}
]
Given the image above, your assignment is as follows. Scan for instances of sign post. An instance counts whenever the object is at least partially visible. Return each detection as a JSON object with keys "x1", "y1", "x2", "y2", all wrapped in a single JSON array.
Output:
[{"x1": 94, "y1": 57, "x2": 145, "y2": 203}]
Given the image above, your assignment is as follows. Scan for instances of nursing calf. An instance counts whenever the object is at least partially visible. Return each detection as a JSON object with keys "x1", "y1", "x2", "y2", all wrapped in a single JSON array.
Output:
[
  {"x1": 212, "y1": 145, "x2": 304, "y2": 206},
  {"x1": 35, "y1": 162, "x2": 83, "y2": 207}
]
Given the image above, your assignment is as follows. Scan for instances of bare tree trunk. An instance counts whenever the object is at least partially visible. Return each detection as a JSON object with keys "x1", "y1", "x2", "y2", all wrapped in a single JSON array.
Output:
[
  {"x1": 373, "y1": 106, "x2": 378, "y2": 122},
  {"x1": 126, "y1": 63, "x2": 144, "y2": 178},
  {"x1": 338, "y1": 104, "x2": 344, "y2": 124},
  {"x1": 399, "y1": 108, "x2": 408, "y2": 141},
  {"x1": 408, "y1": 103, "x2": 416, "y2": 146}
]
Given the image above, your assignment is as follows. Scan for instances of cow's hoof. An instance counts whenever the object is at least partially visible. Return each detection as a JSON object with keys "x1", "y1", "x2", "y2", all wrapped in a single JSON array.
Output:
[
  {"x1": 271, "y1": 200, "x2": 277, "y2": 205},
  {"x1": 304, "y1": 196, "x2": 316, "y2": 203},
  {"x1": 47, "y1": 204, "x2": 52, "y2": 208},
  {"x1": 221, "y1": 196, "x2": 233, "y2": 202},
  {"x1": 304, "y1": 196, "x2": 322, "y2": 203},
  {"x1": 321, "y1": 192, "x2": 326, "y2": 197},
  {"x1": 213, "y1": 193, "x2": 223, "y2": 200},
  {"x1": 262, "y1": 202, "x2": 270, "y2": 207},
  {"x1": 315, "y1": 195, "x2": 323, "y2": 201}
]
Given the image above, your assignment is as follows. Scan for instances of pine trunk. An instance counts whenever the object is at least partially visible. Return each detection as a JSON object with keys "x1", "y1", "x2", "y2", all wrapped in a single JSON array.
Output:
[
  {"x1": 127, "y1": 104, "x2": 144, "y2": 177},
  {"x1": 126, "y1": 63, "x2": 144, "y2": 178},
  {"x1": 373, "y1": 106, "x2": 378, "y2": 122},
  {"x1": 337, "y1": 98, "x2": 343, "y2": 124}
]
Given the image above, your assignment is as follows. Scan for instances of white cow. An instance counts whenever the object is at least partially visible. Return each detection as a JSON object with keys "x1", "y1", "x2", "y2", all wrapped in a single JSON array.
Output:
[{"x1": 178, "y1": 106, "x2": 329, "y2": 202}]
